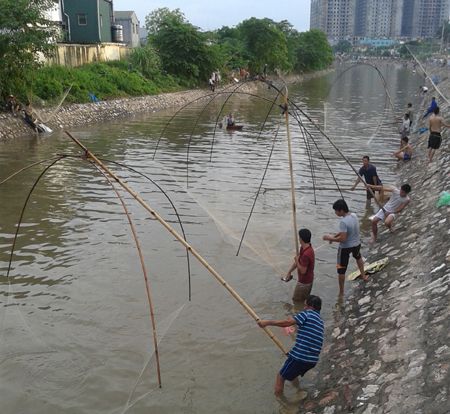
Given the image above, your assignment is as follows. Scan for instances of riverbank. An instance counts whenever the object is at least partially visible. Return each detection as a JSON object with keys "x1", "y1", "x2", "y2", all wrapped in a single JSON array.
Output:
[
  {"x1": 301, "y1": 73, "x2": 449, "y2": 413},
  {"x1": 0, "y1": 69, "x2": 334, "y2": 142}
]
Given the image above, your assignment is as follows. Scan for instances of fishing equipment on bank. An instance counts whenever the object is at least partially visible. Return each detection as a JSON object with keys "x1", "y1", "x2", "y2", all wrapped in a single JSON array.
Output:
[{"x1": 436, "y1": 191, "x2": 450, "y2": 207}]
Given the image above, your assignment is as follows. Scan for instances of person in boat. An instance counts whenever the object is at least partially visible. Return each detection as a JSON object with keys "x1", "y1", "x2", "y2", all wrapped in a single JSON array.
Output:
[
  {"x1": 282, "y1": 228, "x2": 315, "y2": 310},
  {"x1": 369, "y1": 184, "x2": 411, "y2": 243},
  {"x1": 393, "y1": 136, "x2": 413, "y2": 161},
  {"x1": 428, "y1": 106, "x2": 450, "y2": 162},
  {"x1": 351, "y1": 156, "x2": 382, "y2": 205},
  {"x1": 323, "y1": 199, "x2": 368, "y2": 297},
  {"x1": 226, "y1": 113, "x2": 235, "y2": 127},
  {"x1": 257, "y1": 295, "x2": 324, "y2": 397}
]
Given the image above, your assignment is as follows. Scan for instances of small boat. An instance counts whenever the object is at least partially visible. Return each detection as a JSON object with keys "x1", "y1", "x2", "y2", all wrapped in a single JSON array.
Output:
[{"x1": 226, "y1": 125, "x2": 243, "y2": 131}]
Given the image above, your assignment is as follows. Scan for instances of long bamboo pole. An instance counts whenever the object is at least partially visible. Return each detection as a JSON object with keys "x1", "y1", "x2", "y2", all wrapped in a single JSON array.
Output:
[
  {"x1": 91, "y1": 163, "x2": 162, "y2": 388},
  {"x1": 64, "y1": 131, "x2": 288, "y2": 355},
  {"x1": 283, "y1": 88, "x2": 299, "y2": 253}
]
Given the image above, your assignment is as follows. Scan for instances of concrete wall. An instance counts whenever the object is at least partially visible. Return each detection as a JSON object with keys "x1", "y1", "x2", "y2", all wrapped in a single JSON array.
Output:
[{"x1": 47, "y1": 43, "x2": 129, "y2": 67}]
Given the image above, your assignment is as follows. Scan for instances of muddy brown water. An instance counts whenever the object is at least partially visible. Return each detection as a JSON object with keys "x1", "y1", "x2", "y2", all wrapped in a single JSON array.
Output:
[{"x1": 0, "y1": 64, "x2": 422, "y2": 413}]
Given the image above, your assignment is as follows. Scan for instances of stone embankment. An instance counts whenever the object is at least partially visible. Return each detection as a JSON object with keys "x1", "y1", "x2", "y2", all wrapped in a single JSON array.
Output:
[{"x1": 301, "y1": 73, "x2": 450, "y2": 413}]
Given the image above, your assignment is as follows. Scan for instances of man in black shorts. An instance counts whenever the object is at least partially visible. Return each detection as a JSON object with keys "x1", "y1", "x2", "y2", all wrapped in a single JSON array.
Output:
[
  {"x1": 323, "y1": 200, "x2": 367, "y2": 296},
  {"x1": 428, "y1": 106, "x2": 450, "y2": 162},
  {"x1": 351, "y1": 156, "x2": 382, "y2": 205}
]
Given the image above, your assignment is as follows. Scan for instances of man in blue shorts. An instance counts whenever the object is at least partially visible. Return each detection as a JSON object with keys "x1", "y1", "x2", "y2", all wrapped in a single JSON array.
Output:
[{"x1": 258, "y1": 295, "x2": 324, "y2": 397}]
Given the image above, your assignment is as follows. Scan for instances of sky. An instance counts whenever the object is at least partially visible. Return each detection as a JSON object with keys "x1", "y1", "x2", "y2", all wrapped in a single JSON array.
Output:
[{"x1": 113, "y1": 0, "x2": 311, "y2": 32}]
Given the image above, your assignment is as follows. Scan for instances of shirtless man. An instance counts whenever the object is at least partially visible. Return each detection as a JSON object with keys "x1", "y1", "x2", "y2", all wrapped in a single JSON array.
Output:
[{"x1": 428, "y1": 106, "x2": 450, "y2": 162}]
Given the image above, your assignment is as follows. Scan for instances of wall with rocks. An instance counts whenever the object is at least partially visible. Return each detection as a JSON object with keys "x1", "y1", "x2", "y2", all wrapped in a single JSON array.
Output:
[
  {"x1": 0, "y1": 88, "x2": 231, "y2": 141},
  {"x1": 301, "y1": 71, "x2": 450, "y2": 414}
]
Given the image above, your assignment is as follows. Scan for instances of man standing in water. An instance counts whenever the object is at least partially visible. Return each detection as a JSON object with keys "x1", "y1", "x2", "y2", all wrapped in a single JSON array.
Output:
[
  {"x1": 351, "y1": 156, "x2": 382, "y2": 204},
  {"x1": 282, "y1": 229, "x2": 315, "y2": 309},
  {"x1": 258, "y1": 295, "x2": 324, "y2": 397},
  {"x1": 323, "y1": 200, "x2": 367, "y2": 297},
  {"x1": 428, "y1": 106, "x2": 450, "y2": 163},
  {"x1": 369, "y1": 184, "x2": 411, "y2": 243}
]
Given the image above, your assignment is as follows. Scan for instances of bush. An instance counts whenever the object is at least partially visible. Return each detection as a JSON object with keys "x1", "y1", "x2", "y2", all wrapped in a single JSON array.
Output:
[{"x1": 32, "y1": 60, "x2": 182, "y2": 104}]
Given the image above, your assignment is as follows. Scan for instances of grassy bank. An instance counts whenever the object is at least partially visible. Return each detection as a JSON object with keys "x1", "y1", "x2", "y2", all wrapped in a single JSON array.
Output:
[{"x1": 30, "y1": 61, "x2": 184, "y2": 105}]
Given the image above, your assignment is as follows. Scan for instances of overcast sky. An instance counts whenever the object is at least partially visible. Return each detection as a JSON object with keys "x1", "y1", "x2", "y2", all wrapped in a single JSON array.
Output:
[{"x1": 113, "y1": 0, "x2": 311, "y2": 32}]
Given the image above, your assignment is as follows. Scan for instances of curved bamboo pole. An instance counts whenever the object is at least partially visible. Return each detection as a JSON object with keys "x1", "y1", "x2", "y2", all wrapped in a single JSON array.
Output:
[
  {"x1": 6, "y1": 156, "x2": 66, "y2": 277},
  {"x1": 65, "y1": 131, "x2": 288, "y2": 355},
  {"x1": 90, "y1": 162, "x2": 162, "y2": 388},
  {"x1": 0, "y1": 156, "x2": 62, "y2": 186}
]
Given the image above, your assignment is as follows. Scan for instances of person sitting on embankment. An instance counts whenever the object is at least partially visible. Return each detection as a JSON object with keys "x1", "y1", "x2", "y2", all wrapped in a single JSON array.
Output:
[
  {"x1": 369, "y1": 184, "x2": 411, "y2": 243},
  {"x1": 393, "y1": 136, "x2": 413, "y2": 161}
]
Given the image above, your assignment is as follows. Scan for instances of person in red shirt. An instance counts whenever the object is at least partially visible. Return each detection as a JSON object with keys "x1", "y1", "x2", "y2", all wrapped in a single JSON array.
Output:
[{"x1": 282, "y1": 229, "x2": 315, "y2": 308}]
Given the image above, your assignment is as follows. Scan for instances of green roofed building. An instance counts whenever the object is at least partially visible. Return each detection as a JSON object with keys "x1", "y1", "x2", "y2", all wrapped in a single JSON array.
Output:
[{"x1": 61, "y1": 0, "x2": 114, "y2": 43}]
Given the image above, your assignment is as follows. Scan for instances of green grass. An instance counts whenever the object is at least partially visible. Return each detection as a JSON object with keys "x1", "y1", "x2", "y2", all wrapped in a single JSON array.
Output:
[{"x1": 32, "y1": 61, "x2": 183, "y2": 105}]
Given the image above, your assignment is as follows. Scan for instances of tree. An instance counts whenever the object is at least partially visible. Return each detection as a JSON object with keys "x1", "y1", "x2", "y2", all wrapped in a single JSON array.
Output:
[
  {"x1": 129, "y1": 44, "x2": 161, "y2": 78},
  {"x1": 237, "y1": 18, "x2": 290, "y2": 73},
  {"x1": 145, "y1": 7, "x2": 186, "y2": 36},
  {"x1": 295, "y1": 30, "x2": 333, "y2": 72},
  {"x1": 333, "y1": 40, "x2": 352, "y2": 54},
  {"x1": 146, "y1": 8, "x2": 219, "y2": 84},
  {"x1": 0, "y1": 0, "x2": 59, "y2": 98}
]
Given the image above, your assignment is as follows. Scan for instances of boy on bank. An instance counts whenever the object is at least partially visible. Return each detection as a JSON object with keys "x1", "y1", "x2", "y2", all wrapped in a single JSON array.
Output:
[
  {"x1": 323, "y1": 200, "x2": 367, "y2": 296},
  {"x1": 282, "y1": 229, "x2": 315, "y2": 308},
  {"x1": 368, "y1": 184, "x2": 411, "y2": 243},
  {"x1": 257, "y1": 295, "x2": 324, "y2": 397}
]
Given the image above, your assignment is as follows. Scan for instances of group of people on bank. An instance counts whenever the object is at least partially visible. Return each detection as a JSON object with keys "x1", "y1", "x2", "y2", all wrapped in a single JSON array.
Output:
[
  {"x1": 258, "y1": 156, "x2": 412, "y2": 395},
  {"x1": 258, "y1": 90, "x2": 450, "y2": 398}
]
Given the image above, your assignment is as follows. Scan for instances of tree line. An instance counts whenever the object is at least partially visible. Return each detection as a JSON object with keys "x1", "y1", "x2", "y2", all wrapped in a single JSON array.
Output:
[
  {"x1": 140, "y1": 8, "x2": 333, "y2": 85},
  {"x1": 0, "y1": 3, "x2": 333, "y2": 103}
]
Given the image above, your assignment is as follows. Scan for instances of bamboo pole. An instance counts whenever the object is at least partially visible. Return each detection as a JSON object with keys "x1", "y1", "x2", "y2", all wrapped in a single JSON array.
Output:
[
  {"x1": 64, "y1": 131, "x2": 288, "y2": 355},
  {"x1": 283, "y1": 88, "x2": 299, "y2": 253},
  {"x1": 91, "y1": 163, "x2": 162, "y2": 388}
]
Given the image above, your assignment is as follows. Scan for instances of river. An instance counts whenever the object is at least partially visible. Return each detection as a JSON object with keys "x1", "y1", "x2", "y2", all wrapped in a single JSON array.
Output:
[{"x1": 0, "y1": 63, "x2": 422, "y2": 413}]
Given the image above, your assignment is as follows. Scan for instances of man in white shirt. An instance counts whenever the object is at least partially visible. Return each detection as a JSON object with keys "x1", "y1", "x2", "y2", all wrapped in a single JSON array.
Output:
[{"x1": 368, "y1": 184, "x2": 411, "y2": 243}]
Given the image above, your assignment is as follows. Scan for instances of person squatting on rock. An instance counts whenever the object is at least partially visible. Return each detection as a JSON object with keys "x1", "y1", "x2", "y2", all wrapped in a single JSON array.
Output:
[
  {"x1": 257, "y1": 295, "x2": 324, "y2": 397},
  {"x1": 282, "y1": 228, "x2": 315, "y2": 309},
  {"x1": 368, "y1": 184, "x2": 411, "y2": 243},
  {"x1": 323, "y1": 199, "x2": 368, "y2": 297},
  {"x1": 393, "y1": 136, "x2": 413, "y2": 161},
  {"x1": 428, "y1": 106, "x2": 450, "y2": 163}
]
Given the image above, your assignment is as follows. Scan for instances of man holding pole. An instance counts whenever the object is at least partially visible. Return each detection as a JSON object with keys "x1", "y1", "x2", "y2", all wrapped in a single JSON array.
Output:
[
  {"x1": 258, "y1": 295, "x2": 324, "y2": 397},
  {"x1": 351, "y1": 156, "x2": 383, "y2": 204},
  {"x1": 282, "y1": 229, "x2": 315, "y2": 309}
]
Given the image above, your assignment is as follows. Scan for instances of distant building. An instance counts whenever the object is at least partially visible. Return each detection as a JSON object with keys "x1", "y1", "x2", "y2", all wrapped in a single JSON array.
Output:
[
  {"x1": 114, "y1": 11, "x2": 140, "y2": 47},
  {"x1": 61, "y1": 0, "x2": 114, "y2": 43},
  {"x1": 139, "y1": 27, "x2": 148, "y2": 46},
  {"x1": 310, "y1": 0, "x2": 450, "y2": 43}
]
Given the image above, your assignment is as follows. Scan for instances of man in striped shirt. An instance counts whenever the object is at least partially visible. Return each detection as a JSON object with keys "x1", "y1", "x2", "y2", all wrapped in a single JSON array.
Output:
[{"x1": 258, "y1": 295, "x2": 324, "y2": 397}]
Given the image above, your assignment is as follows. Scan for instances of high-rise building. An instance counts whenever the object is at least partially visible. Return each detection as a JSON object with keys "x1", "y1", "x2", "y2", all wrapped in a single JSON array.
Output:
[
  {"x1": 310, "y1": 0, "x2": 356, "y2": 43},
  {"x1": 310, "y1": 0, "x2": 450, "y2": 42}
]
